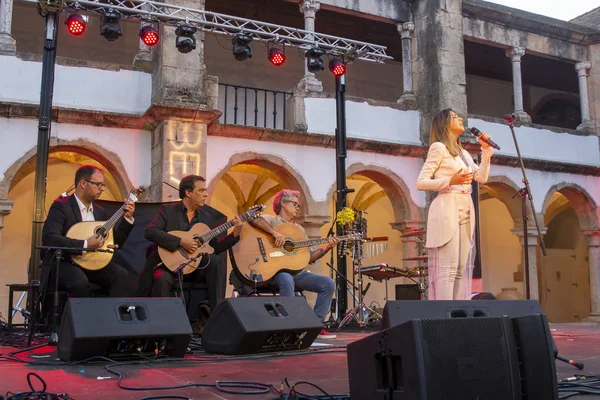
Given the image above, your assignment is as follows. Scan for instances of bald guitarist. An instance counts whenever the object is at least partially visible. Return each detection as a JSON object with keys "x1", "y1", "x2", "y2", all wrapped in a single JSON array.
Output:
[
  {"x1": 249, "y1": 189, "x2": 338, "y2": 339},
  {"x1": 41, "y1": 165, "x2": 135, "y2": 298}
]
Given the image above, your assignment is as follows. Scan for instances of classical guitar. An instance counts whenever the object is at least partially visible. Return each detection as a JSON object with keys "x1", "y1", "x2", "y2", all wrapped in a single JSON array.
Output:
[
  {"x1": 67, "y1": 188, "x2": 143, "y2": 271},
  {"x1": 231, "y1": 223, "x2": 362, "y2": 285},
  {"x1": 158, "y1": 204, "x2": 265, "y2": 275}
]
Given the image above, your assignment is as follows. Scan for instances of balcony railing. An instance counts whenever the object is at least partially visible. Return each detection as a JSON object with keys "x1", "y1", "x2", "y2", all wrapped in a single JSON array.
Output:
[{"x1": 217, "y1": 83, "x2": 292, "y2": 130}]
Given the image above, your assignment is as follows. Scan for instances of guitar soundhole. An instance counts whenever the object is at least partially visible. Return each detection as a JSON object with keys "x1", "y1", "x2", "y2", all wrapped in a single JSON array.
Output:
[
  {"x1": 282, "y1": 241, "x2": 295, "y2": 253},
  {"x1": 94, "y1": 226, "x2": 106, "y2": 238}
]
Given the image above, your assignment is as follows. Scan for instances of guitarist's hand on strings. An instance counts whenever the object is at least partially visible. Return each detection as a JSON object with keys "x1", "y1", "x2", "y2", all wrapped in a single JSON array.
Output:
[
  {"x1": 272, "y1": 232, "x2": 286, "y2": 247},
  {"x1": 87, "y1": 234, "x2": 104, "y2": 249},
  {"x1": 325, "y1": 237, "x2": 339, "y2": 251},
  {"x1": 180, "y1": 237, "x2": 198, "y2": 254},
  {"x1": 232, "y1": 215, "x2": 244, "y2": 238}
]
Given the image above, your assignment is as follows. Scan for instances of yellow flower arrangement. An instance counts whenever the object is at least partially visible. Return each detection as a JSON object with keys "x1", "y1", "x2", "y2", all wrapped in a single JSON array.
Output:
[{"x1": 336, "y1": 207, "x2": 356, "y2": 228}]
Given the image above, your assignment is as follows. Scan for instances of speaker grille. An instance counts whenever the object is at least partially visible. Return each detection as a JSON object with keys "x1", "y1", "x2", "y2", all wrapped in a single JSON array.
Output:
[{"x1": 420, "y1": 317, "x2": 518, "y2": 400}]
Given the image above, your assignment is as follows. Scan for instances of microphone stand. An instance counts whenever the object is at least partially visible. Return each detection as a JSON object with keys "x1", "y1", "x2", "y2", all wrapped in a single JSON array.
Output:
[
  {"x1": 505, "y1": 117, "x2": 547, "y2": 300},
  {"x1": 28, "y1": 245, "x2": 113, "y2": 346}
]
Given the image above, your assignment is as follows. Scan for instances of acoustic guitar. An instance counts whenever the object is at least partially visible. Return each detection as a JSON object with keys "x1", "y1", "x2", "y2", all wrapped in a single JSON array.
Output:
[
  {"x1": 158, "y1": 204, "x2": 265, "y2": 274},
  {"x1": 67, "y1": 188, "x2": 142, "y2": 271},
  {"x1": 231, "y1": 223, "x2": 362, "y2": 285}
]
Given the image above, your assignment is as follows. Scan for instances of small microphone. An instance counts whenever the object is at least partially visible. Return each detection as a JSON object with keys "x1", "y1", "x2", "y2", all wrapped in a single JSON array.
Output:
[
  {"x1": 504, "y1": 113, "x2": 517, "y2": 123},
  {"x1": 469, "y1": 127, "x2": 501, "y2": 151},
  {"x1": 59, "y1": 185, "x2": 75, "y2": 199}
]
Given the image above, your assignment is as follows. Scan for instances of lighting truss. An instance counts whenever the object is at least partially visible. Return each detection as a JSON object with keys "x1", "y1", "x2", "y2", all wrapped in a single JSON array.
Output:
[{"x1": 63, "y1": 0, "x2": 393, "y2": 63}]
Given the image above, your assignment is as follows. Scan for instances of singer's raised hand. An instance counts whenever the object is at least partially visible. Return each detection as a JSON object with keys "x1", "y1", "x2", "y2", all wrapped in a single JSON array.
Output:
[{"x1": 478, "y1": 132, "x2": 491, "y2": 149}]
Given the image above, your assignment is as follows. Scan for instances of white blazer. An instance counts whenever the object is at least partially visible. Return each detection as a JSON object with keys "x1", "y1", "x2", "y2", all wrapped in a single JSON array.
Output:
[{"x1": 416, "y1": 142, "x2": 493, "y2": 248}]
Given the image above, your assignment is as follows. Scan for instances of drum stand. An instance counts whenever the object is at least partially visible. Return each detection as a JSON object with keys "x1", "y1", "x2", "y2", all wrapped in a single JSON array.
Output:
[{"x1": 337, "y1": 239, "x2": 382, "y2": 329}]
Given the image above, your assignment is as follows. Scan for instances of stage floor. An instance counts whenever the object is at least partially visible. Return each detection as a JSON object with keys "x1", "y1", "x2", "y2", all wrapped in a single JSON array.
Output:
[{"x1": 0, "y1": 323, "x2": 599, "y2": 399}]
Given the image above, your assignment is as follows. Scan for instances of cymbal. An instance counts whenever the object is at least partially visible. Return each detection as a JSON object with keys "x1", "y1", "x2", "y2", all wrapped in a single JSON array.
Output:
[
  {"x1": 402, "y1": 255, "x2": 428, "y2": 261},
  {"x1": 402, "y1": 230, "x2": 426, "y2": 238}
]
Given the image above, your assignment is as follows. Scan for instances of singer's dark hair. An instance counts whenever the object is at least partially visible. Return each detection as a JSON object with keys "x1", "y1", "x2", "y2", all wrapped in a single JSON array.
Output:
[
  {"x1": 74, "y1": 165, "x2": 103, "y2": 186},
  {"x1": 179, "y1": 174, "x2": 206, "y2": 199},
  {"x1": 430, "y1": 108, "x2": 463, "y2": 157}
]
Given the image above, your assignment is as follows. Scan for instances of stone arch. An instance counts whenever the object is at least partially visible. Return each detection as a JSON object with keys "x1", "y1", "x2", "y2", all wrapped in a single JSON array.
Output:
[
  {"x1": 531, "y1": 93, "x2": 581, "y2": 130},
  {"x1": 481, "y1": 176, "x2": 524, "y2": 224},
  {"x1": 207, "y1": 152, "x2": 315, "y2": 215},
  {"x1": 325, "y1": 163, "x2": 422, "y2": 223},
  {"x1": 541, "y1": 183, "x2": 598, "y2": 230},
  {"x1": 0, "y1": 138, "x2": 133, "y2": 200}
]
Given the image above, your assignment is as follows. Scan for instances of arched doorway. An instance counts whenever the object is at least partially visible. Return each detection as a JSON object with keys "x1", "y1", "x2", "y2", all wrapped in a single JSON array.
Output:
[
  {"x1": 540, "y1": 186, "x2": 596, "y2": 322},
  {"x1": 0, "y1": 148, "x2": 128, "y2": 321}
]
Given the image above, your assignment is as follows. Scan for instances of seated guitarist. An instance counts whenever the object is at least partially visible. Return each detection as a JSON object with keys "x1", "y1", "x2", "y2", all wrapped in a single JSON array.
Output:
[
  {"x1": 250, "y1": 189, "x2": 338, "y2": 339},
  {"x1": 41, "y1": 165, "x2": 135, "y2": 298},
  {"x1": 136, "y1": 174, "x2": 243, "y2": 310}
]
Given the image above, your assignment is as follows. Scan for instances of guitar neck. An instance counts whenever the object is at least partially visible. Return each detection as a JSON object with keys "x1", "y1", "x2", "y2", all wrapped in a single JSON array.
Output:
[
  {"x1": 293, "y1": 235, "x2": 356, "y2": 249},
  {"x1": 99, "y1": 205, "x2": 126, "y2": 234},
  {"x1": 198, "y1": 210, "x2": 256, "y2": 243}
]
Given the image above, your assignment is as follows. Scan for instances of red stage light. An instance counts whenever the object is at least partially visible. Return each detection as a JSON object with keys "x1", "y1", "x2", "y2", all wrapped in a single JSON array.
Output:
[
  {"x1": 329, "y1": 58, "x2": 346, "y2": 77},
  {"x1": 140, "y1": 26, "x2": 159, "y2": 46},
  {"x1": 66, "y1": 14, "x2": 86, "y2": 36},
  {"x1": 268, "y1": 48, "x2": 286, "y2": 66}
]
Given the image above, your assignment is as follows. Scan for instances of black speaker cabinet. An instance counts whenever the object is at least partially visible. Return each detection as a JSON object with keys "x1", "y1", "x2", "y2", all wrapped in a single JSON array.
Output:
[
  {"x1": 202, "y1": 297, "x2": 322, "y2": 355},
  {"x1": 57, "y1": 298, "x2": 192, "y2": 361},
  {"x1": 382, "y1": 300, "x2": 544, "y2": 329},
  {"x1": 349, "y1": 300, "x2": 558, "y2": 400},
  {"x1": 348, "y1": 316, "x2": 522, "y2": 400}
]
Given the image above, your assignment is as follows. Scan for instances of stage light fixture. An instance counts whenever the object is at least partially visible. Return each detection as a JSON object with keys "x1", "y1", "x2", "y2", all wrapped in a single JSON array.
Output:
[
  {"x1": 329, "y1": 57, "x2": 346, "y2": 77},
  {"x1": 66, "y1": 14, "x2": 86, "y2": 36},
  {"x1": 100, "y1": 10, "x2": 122, "y2": 41},
  {"x1": 175, "y1": 24, "x2": 197, "y2": 53},
  {"x1": 305, "y1": 47, "x2": 325, "y2": 73},
  {"x1": 232, "y1": 33, "x2": 253, "y2": 61},
  {"x1": 140, "y1": 25, "x2": 159, "y2": 46},
  {"x1": 268, "y1": 47, "x2": 286, "y2": 66}
]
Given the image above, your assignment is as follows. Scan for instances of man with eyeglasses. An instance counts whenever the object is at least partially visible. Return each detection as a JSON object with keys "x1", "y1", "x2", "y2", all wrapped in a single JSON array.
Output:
[
  {"x1": 41, "y1": 165, "x2": 135, "y2": 298},
  {"x1": 248, "y1": 189, "x2": 339, "y2": 339}
]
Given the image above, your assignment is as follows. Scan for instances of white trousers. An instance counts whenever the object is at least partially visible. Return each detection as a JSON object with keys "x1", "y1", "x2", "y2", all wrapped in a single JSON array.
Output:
[{"x1": 428, "y1": 195, "x2": 472, "y2": 300}]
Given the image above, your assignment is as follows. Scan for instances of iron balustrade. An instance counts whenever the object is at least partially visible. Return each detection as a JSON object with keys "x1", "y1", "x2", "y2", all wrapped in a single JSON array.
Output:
[{"x1": 218, "y1": 83, "x2": 292, "y2": 130}]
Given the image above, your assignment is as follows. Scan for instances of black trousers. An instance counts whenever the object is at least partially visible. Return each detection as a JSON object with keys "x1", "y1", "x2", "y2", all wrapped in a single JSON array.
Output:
[
  {"x1": 41, "y1": 260, "x2": 132, "y2": 298},
  {"x1": 151, "y1": 255, "x2": 226, "y2": 310}
]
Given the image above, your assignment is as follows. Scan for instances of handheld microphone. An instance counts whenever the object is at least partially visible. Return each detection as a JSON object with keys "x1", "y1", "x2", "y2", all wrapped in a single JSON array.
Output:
[
  {"x1": 504, "y1": 113, "x2": 517, "y2": 123},
  {"x1": 469, "y1": 127, "x2": 501, "y2": 151}
]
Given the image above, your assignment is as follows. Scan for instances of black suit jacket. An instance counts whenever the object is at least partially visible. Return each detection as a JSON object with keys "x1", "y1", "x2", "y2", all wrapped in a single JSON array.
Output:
[
  {"x1": 135, "y1": 202, "x2": 239, "y2": 296},
  {"x1": 40, "y1": 195, "x2": 134, "y2": 286}
]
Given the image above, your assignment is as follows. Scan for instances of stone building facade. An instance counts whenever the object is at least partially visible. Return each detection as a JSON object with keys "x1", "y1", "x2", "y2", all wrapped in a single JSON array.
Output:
[{"x1": 0, "y1": 0, "x2": 599, "y2": 323}]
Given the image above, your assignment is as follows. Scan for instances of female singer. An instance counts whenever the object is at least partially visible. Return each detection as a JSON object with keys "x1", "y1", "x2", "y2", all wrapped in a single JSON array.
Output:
[{"x1": 416, "y1": 109, "x2": 494, "y2": 300}]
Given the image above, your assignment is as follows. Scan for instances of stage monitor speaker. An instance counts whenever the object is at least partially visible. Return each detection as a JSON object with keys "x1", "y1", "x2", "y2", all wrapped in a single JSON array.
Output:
[
  {"x1": 350, "y1": 300, "x2": 558, "y2": 400},
  {"x1": 348, "y1": 316, "x2": 523, "y2": 400},
  {"x1": 395, "y1": 284, "x2": 421, "y2": 301},
  {"x1": 202, "y1": 297, "x2": 322, "y2": 355},
  {"x1": 382, "y1": 300, "x2": 544, "y2": 330},
  {"x1": 57, "y1": 298, "x2": 192, "y2": 361}
]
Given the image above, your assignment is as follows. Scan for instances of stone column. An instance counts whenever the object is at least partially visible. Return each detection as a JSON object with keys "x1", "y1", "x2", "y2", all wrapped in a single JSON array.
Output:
[
  {"x1": 296, "y1": 214, "x2": 330, "y2": 308},
  {"x1": 149, "y1": 120, "x2": 208, "y2": 202},
  {"x1": 510, "y1": 227, "x2": 546, "y2": 300},
  {"x1": 0, "y1": 199, "x2": 14, "y2": 247},
  {"x1": 0, "y1": 0, "x2": 17, "y2": 55},
  {"x1": 412, "y1": 0, "x2": 467, "y2": 144},
  {"x1": 506, "y1": 47, "x2": 531, "y2": 123},
  {"x1": 390, "y1": 220, "x2": 426, "y2": 261},
  {"x1": 397, "y1": 22, "x2": 417, "y2": 108},
  {"x1": 296, "y1": 0, "x2": 323, "y2": 93},
  {"x1": 581, "y1": 229, "x2": 600, "y2": 322},
  {"x1": 575, "y1": 62, "x2": 594, "y2": 131}
]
